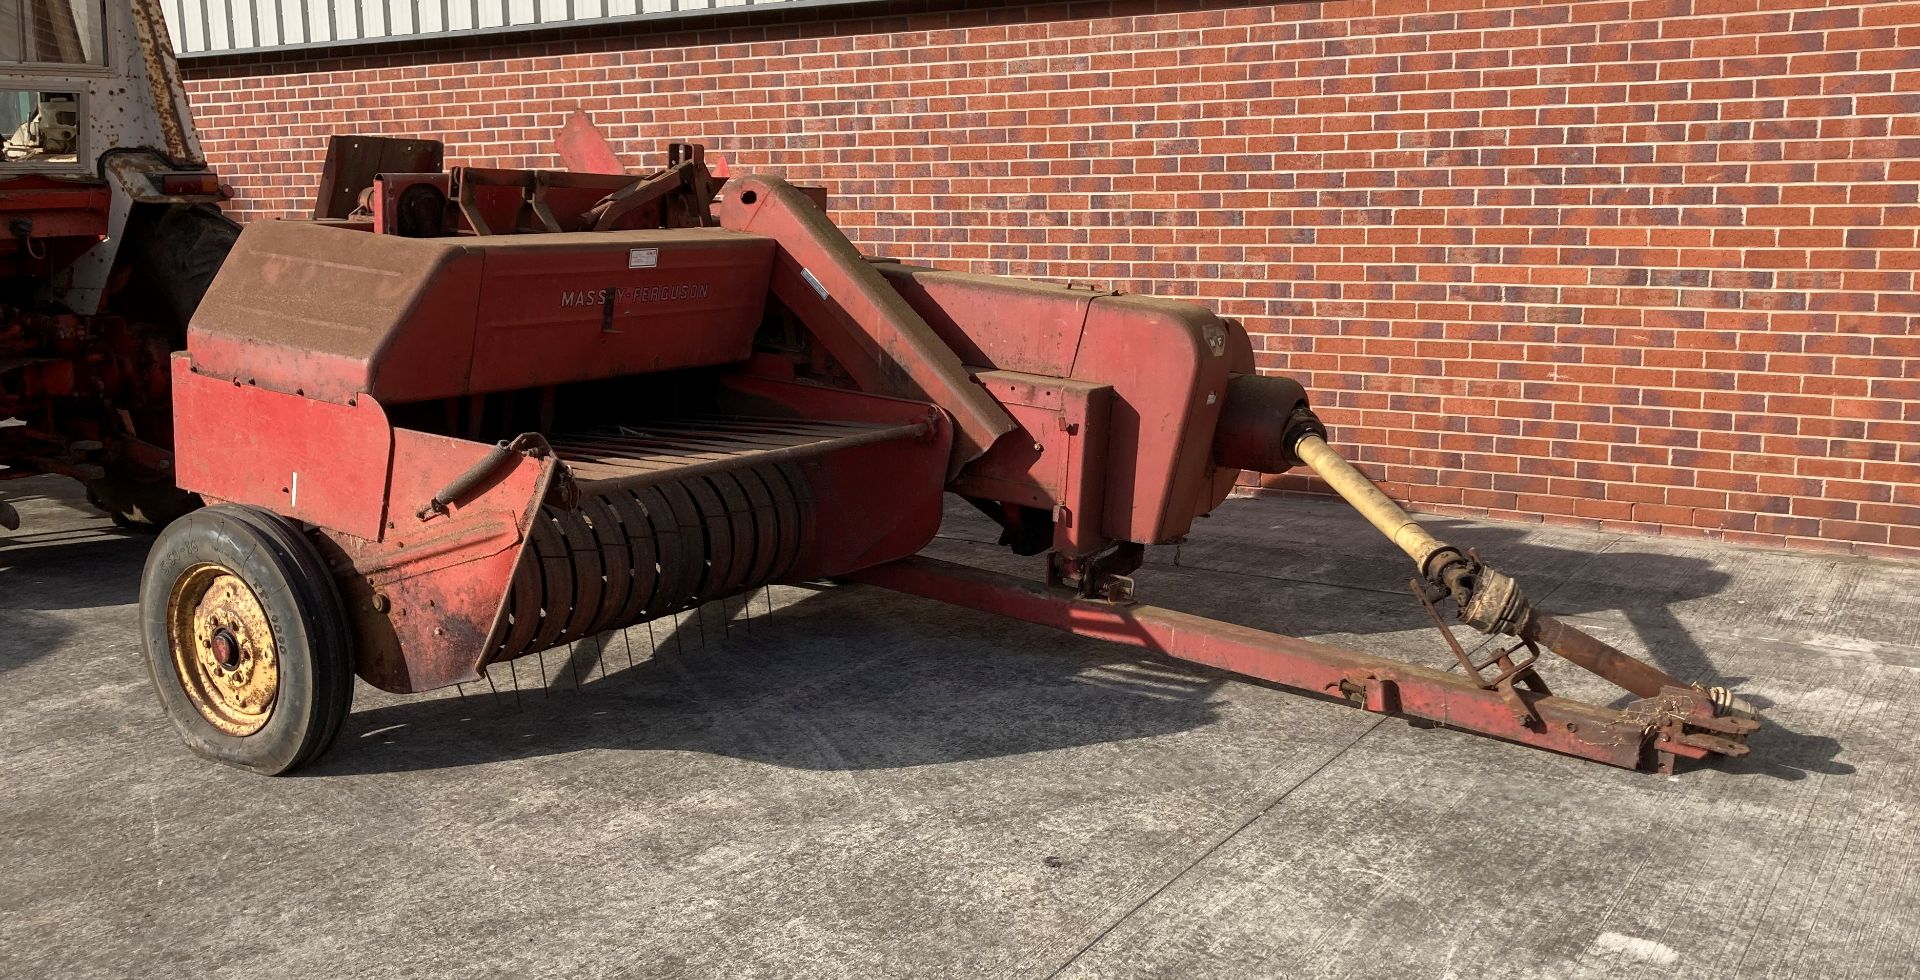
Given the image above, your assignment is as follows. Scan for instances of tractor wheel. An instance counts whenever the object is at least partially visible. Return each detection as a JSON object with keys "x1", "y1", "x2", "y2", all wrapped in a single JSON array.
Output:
[{"x1": 139, "y1": 505, "x2": 353, "y2": 775}]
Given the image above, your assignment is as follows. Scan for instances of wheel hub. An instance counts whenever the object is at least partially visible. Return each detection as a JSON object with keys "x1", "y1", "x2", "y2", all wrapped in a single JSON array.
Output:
[{"x1": 166, "y1": 564, "x2": 279, "y2": 736}]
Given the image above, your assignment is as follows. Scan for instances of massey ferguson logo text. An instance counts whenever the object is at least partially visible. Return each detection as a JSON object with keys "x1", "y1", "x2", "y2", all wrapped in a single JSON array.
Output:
[{"x1": 561, "y1": 283, "x2": 710, "y2": 308}]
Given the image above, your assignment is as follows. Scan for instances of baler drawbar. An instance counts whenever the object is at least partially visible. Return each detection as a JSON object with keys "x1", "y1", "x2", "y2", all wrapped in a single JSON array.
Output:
[{"x1": 138, "y1": 141, "x2": 1759, "y2": 775}]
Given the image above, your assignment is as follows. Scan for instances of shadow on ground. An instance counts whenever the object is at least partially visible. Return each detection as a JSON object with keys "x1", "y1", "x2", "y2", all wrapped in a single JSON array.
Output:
[
  {"x1": 0, "y1": 483, "x2": 147, "y2": 673},
  {"x1": 1, "y1": 476, "x2": 1850, "y2": 781},
  {"x1": 312, "y1": 585, "x2": 1238, "y2": 777}
]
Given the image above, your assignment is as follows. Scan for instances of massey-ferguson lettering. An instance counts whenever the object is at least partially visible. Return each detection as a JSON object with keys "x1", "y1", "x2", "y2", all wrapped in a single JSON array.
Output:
[{"x1": 560, "y1": 283, "x2": 712, "y2": 308}]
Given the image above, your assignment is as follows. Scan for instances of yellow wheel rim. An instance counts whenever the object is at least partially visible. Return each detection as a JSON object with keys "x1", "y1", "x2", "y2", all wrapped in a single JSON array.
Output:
[{"x1": 167, "y1": 563, "x2": 279, "y2": 736}]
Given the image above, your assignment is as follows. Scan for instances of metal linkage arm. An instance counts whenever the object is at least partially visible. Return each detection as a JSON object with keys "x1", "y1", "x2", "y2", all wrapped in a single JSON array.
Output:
[{"x1": 714, "y1": 175, "x2": 1016, "y2": 476}]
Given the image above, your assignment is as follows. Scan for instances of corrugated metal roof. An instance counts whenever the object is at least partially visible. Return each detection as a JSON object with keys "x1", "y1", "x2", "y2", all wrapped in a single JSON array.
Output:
[{"x1": 163, "y1": 0, "x2": 886, "y2": 58}]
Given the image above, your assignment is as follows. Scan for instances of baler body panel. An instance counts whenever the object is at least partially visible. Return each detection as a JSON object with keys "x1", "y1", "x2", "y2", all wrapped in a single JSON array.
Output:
[
  {"x1": 188, "y1": 221, "x2": 776, "y2": 404},
  {"x1": 873, "y1": 262, "x2": 1238, "y2": 545},
  {"x1": 170, "y1": 354, "x2": 396, "y2": 541}
]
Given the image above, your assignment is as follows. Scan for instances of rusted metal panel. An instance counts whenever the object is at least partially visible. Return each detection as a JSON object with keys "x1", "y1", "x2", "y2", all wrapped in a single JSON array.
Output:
[
  {"x1": 128, "y1": 0, "x2": 195, "y2": 162},
  {"x1": 169, "y1": 354, "x2": 394, "y2": 540},
  {"x1": 310, "y1": 135, "x2": 444, "y2": 220},
  {"x1": 188, "y1": 220, "x2": 486, "y2": 403},
  {"x1": 316, "y1": 428, "x2": 555, "y2": 694},
  {"x1": 464, "y1": 231, "x2": 772, "y2": 393},
  {"x1": 188, "y1": 219, "x2": 777, "y2": 403}
]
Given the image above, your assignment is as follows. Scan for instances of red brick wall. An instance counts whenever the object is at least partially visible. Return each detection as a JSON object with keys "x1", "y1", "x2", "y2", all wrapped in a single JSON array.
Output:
[{"x1": 178, "y1": 0, "x2": 1920, "y2": 559}]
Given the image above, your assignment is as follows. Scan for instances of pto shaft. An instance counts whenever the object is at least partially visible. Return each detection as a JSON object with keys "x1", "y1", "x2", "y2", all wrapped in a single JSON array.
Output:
[
  {"x1": 1291, "y1": 433, "x2": 1454, "y2": 579},
  {"x1": 1288, "y1": 429, "x2": 1689, "y2": 701}
]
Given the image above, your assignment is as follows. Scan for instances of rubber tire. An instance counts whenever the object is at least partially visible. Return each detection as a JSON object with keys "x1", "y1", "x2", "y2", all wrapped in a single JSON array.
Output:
[{"x1": 139, "y1": 504, "x2": 353, "y2": 775}]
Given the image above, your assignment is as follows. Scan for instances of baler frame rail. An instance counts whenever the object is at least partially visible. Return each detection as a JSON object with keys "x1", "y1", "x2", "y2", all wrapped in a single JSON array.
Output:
[{"x1": 851, "y1": 556, "x2": 1753, "y2": 775}]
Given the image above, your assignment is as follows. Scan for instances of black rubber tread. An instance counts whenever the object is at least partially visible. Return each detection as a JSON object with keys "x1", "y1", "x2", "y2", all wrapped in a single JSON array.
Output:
[
  {"x1": 218, "y1": 506, "x2": 354, "y2": 771},
  {"x1": 138, "y1": 504, "x2": 352, "y2": 775}
]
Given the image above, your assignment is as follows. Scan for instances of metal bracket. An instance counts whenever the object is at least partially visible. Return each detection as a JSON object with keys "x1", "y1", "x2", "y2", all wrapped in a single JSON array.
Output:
[{"x1": 1411, "y1": 577, "x2": 1551, "y2": 726}]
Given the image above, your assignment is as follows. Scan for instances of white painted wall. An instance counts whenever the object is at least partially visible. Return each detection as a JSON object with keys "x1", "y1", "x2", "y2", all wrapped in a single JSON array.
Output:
[{"x1": 160, "y1": 0, "x2": 876, "y2": 56}]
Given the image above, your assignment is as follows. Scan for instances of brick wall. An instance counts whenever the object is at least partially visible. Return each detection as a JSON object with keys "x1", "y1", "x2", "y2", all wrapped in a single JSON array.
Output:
[{"x1": 177, "y1": 0, "x2": 1920, "y2": 559}]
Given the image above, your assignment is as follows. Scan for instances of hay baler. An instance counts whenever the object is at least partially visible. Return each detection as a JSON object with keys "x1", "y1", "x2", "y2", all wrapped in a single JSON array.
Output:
[{"x1": 139, "y1": 148, "x2": 1757, "y2": 775}]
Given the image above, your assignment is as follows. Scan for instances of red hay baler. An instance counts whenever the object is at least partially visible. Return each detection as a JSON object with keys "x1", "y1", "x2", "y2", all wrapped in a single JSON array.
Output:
[{"x1": 139, "y1": 144, "x2": 1757, "y2": 776}]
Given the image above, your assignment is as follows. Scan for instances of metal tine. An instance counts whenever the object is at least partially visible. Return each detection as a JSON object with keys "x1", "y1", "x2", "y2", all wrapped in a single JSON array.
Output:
[
  {"x1": 507, "y1": 657, "x2": 522, "y2": 707},
  {"x1": 566, "y1": 639, "x2": 585, "y2": 692},
  {"x1": 556, "y1": 425, "x2": 836, "y2": 455},
  {"x1": 610, "y1": 416, "x2": 878, "y2": 438},
  {"x1": 621, "y1": 627, "x2": 636, "y2": 669},
  {"x1": 535, "y1": 646, "x2": 551, "y2": 696},
  {"x1": 482, "y1": 667, "x2": 504, "y2": 708}
]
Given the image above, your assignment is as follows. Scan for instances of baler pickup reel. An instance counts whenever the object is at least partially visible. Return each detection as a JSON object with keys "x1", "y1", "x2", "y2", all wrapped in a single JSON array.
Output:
[{"x1": 140, "y1": 142, "x2": 1759, "y2": 776}]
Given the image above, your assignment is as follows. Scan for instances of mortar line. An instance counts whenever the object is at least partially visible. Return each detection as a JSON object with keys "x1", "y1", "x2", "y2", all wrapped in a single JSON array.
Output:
[{"x1": 1040, "y1": 716, "x2": 1390, "y2": 980}]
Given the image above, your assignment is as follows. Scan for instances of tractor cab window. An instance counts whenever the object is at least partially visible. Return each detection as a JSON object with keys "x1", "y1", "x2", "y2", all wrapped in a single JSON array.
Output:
[
  {"x1": 1, "y1": 90, "x2": 81, "y2": 165},
  {"x1": 0, "y1": 0, "x2": 106, "y2": 66}
]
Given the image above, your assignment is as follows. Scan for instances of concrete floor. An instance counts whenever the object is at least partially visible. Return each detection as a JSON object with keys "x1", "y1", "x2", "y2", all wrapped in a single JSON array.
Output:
[{"x1": 2, "y1": 473, "x2": 1916, "y2": 979}]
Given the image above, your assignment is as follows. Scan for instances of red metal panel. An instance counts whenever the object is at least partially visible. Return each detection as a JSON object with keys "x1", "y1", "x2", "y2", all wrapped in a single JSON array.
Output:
[
  {"x1": 874, "y1": 262, "x2": 1094, "y2": 375},
  {"x1": 872, "y1": 262, "x2": 1242, "y2": 544},
  {"x1": 316, "y1": 429, "x2": 556, "y2": 694},
  {"x1": 554, "y1": 111, "x2": 627, "y2": 175},
  {"x1": 464, "y1": 232, "x2": 775, "y2": 393},
  {"x1": 169, "y1": 355, "x2": 393, "y2": 540},
  {"x1": 953, "y1": 371, "x2": 1114, "y2": 557},
  {"x1": 1075, "y1": 294, "x2": 1238, "y2": 543}
]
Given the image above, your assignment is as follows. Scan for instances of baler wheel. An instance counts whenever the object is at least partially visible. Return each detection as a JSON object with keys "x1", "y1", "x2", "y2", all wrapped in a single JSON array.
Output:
[{"x1": 138, "y1": 505, "x2": 354, "y2": 775}]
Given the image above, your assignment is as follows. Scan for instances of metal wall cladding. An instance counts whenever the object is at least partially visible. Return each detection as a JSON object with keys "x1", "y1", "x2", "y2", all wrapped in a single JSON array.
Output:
[{"x1": 162, "y1": 0, "x2": 878, "y2": 56}]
